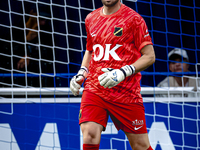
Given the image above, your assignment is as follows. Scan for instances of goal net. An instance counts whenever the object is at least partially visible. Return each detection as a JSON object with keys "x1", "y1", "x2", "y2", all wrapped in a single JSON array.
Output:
[{"x1": 0, "y1": 0, "x2": 200, "y2": 150}]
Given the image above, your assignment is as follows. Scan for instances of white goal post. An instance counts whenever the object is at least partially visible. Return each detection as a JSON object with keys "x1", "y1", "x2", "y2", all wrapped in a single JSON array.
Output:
[{"x1": 0, "y1": 87, "x2": 199, "y2": 103}]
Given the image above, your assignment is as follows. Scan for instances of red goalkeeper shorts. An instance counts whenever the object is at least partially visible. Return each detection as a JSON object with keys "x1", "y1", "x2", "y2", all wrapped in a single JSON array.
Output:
[{"x1": 79, "y1": 90, "x2": 147, "y2": 134}]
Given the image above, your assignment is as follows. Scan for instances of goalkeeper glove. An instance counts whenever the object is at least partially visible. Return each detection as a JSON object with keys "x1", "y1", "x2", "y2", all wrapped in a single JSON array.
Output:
[
  {"x1": 70, "y1": 66, "x2": 88, "y2": 96},
  {"x1": 98, "y1": 65, "x2": 135, "y2": 88}
]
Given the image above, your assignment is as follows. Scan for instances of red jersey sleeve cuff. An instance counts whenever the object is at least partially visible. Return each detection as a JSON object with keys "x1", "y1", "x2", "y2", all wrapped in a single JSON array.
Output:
[{"x1": 138, "y1": 41, "x2": 153, "y2": 52}]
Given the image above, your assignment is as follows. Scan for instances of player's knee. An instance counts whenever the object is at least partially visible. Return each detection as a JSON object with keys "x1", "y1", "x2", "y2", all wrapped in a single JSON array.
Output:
[
  {"x1": 81, "y1": 122, "x2": 102, "y2": 144},
  {"x1": 126, "y1": 133, "x2": 150, "y2": 150},
  {"x1": 129, "y1": 138, "x2": 151, "y2": 150},
  {"x1": 82, "y1": 128, "x2": 96, "y2": 141},
  {"x1": 130, "y1": 142, "x2": 150, "y2": 150}
]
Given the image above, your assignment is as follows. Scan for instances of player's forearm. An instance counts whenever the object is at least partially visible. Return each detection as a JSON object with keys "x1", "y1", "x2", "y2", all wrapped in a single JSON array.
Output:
[
  {"x1": 132, "y1": 54, "x2": 155, "y2": 73},
  {"x1": 132, "y1": 45, "x2": 155, "y2": 73},
  {"x1": 81, "y1": 50, "x2": 92, "y2": 69}
]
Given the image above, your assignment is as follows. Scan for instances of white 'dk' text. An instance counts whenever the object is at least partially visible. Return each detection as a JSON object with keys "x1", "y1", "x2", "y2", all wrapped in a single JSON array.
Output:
[{"x1": 93, "y1": 44, "x2": 122, "y2": 61}]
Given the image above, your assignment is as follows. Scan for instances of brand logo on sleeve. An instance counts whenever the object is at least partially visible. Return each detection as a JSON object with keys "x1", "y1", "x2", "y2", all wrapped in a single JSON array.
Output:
[
  {"x1": 144, "y1": 29, "x2": 149, "y2": 38},
  {"x1": 91, "y1": 31, "x2": 96, "y2": 37}
]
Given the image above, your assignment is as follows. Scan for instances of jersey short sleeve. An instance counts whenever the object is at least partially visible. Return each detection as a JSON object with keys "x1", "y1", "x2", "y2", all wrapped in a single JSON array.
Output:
[
  {"x1": 132, "y1": 15, "x2": 152, "y2": 51},
  {"x1": 85, "y1": 16, "x2": 93, "y2": 51}
]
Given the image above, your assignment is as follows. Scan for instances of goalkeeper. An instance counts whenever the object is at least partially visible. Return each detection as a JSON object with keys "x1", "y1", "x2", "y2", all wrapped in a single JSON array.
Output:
[{"x1": 70, "y1": 0, "x2": 155, "y2": 150}]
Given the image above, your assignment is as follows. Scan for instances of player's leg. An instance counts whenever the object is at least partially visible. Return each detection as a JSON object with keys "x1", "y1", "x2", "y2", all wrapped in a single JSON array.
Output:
[
  {"x1": 107, "y1": 101, "x2": 153, "y2": 150},
  {"x1": 124, "y1": 132, "x2": 152, "y2": 150},
  {"x1": 81, "y1": 122, "x2": 103, "y2": 144},
  {"x1": 79, "y1": 91, "x2": 108, "y2": 149}
]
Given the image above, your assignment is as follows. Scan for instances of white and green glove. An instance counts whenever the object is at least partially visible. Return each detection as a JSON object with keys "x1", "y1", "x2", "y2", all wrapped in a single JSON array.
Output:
[
  {"x1": 98, "y1": 65, "x2": 135, "y2": 88},
  {"x1": 70, "y1": 66, "x2": 88, "y2": 96}
]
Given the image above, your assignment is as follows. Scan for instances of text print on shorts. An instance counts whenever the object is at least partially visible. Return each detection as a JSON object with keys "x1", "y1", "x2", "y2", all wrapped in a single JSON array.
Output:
[{"x1": 132, "y1": 119, "x2": 144, "y2": 130}]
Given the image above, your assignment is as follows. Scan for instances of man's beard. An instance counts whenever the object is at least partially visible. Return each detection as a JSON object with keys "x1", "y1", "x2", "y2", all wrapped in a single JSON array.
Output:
[{"x1": 101, "y1": 0, "x2": 119, "y2": 7}]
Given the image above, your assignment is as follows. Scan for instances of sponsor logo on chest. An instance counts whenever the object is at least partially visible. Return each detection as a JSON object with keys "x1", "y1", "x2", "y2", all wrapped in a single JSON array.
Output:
[{"x1": 93, "y1": 44, "x2": 122, "y2": 61}]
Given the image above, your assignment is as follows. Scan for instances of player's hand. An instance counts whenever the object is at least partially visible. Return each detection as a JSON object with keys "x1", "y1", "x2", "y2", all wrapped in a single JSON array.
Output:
[
  {"x1": 70, "y1": 76, "x2": 82, "y2": 96},
  {"x1": 70, "y1": 66, "x2": 88, "y2": 96},
  {"x1": 98, "y1": 65, "x2": 135, "y2": 88},
  {"x1": 98, "y1": 68, "x2": 125, "y2": 88},
  {"x1": 17, "y1": 56, "x2": 30, "y2": 69}
]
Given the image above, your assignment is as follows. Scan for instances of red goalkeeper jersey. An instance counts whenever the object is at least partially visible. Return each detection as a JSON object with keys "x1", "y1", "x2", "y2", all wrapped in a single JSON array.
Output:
[{"x1": 84, "y1": 4, "x2": 153, "y2": 103}]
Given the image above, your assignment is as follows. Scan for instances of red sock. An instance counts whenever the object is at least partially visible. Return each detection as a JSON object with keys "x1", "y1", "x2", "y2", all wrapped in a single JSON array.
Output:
[
  {"x1": 147, "y1": 146, "x2": 153, "y2": 150},
  {"x1": 83, "y1": 144, "x2": 99, "y2": 150}
]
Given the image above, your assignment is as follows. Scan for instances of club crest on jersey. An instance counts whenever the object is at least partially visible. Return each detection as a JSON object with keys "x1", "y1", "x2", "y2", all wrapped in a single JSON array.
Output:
[{"x1": 113, "y1": 27, "x2": 123, "y2": 37}]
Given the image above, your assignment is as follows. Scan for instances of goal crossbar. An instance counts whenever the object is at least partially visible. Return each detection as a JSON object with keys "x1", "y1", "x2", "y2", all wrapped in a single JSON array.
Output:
[
  {"x1": 0, "y1": 87, "x2": 199, "y2": 95},
  {"x1": 0, "y1": 87, "x2": 199, "y2": 103}
]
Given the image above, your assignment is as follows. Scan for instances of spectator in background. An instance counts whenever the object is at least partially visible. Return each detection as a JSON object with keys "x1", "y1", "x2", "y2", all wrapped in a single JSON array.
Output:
[
  {"x1": 24, "y1": 10, "x2": 54, "y2": 87},
  {"x1": 3, "y1": 9, "x2": 49, "y2": 71},
  {"x1": 16, "y1": 10, "x2": 37, "y2": 70},
  {"x1": 157, "y1": 48, "x2": 200, "y2": 97},
  {"x1": 0, "y1": 8, "x2": 53, "y2": 87},
  {"x1": 17, "y1": 9, "x2": 49, "y2": 70}
]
